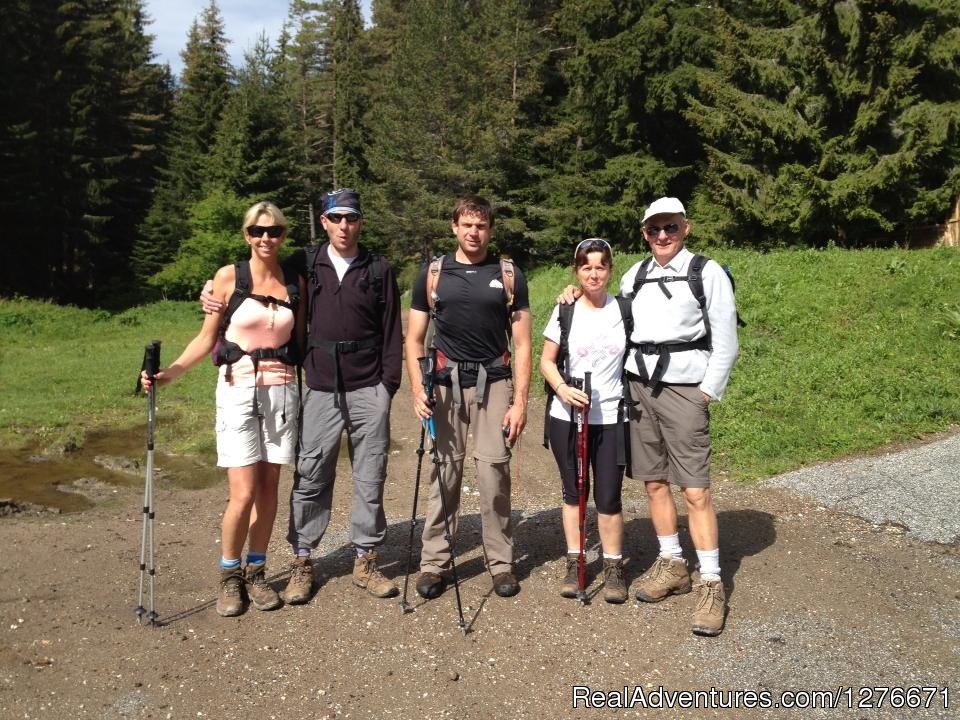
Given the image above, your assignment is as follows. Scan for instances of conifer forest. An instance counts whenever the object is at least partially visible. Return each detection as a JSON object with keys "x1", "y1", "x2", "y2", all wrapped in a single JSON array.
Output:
[{"x1": 2, "y1": 0, "x2": 958, "y2": 307}]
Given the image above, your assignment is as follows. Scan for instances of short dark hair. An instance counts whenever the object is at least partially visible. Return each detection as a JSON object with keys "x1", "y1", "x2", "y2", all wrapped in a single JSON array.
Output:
[{"x1": 452, "y1": 194, "x2": 494, "y2": 228}]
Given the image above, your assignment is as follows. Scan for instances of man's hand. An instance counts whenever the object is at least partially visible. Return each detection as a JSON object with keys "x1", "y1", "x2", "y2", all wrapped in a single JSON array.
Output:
[
  {"x1": 555, "y1": 285, "x2": 581, "y2": 305},
  {"x1": 199, "y1": 280, "x2": 223, "y2": 314},
  {"x1": 412, "y1": 388, "x2": 433, "y2": 420},
  {"x1": 502, "y1": 403, "x2": 527, "y2": 445}
]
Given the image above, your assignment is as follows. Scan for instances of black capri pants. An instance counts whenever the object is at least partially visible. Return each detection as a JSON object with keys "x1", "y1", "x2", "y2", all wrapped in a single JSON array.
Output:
[{"x1": 548, "y1": 417, "x2": 625, "y2": 515}]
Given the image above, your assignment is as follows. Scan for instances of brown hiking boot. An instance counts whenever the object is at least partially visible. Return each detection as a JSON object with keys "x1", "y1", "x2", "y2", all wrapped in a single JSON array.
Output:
[
  {"x1": 602, "y1": 558, "x2": 628, "y2": 604},
  {"x1": 244, "y1": 562, "x2": 281, "y2": 611},
  {"x1": 353, "y1": 551, "x2": 398, "y2": 598},
  {"x1": 281, "y1": 557, "x2": 314, "y2": 605},
  {"x1": 216, "y1": 567, "x2": 245, "y2": 617},
  {"x1": 633, "y1": 553, "x2": 692, "y2": 602},
  {"x1": 559, "y1": 554, "x2": 580, "y2": 599},
  {"x1": 691, "y1": 578, "x2": 726, "y2": 636}
]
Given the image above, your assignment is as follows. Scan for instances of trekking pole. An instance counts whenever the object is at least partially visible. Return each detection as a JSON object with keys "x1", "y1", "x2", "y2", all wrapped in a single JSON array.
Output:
[
  {"x1": 420, "y1": 353, "x2": 466, "y2": 633},
  {"x1": 400, "y1": 355, "x2": 434, "y2": 613},
  {"x1": 571, "y1": 372, "x2": 592, "y2": 605},
  {"x1": 135, "y1": 340, "x2": 161, "y2": 626}
]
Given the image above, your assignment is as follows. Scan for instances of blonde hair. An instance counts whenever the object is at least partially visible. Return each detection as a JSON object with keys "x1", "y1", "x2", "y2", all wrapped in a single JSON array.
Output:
[{"x1": 242, "y1": 201, "x2": 288, "y2": 233}]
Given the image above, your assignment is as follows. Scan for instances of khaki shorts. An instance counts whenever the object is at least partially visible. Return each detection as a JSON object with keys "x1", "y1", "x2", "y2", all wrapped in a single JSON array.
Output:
[
  {"x1": 215, "y1": 381, "x2": 299, "y2": 467},
  {"x1": 627, "y1": 378, "x2": 711, "y2": 488}
]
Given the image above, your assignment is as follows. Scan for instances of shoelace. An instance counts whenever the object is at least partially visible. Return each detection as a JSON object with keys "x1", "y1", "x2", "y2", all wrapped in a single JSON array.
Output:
[{"x1": 695, "y1": 584, "x2": 722, "y2": 611}]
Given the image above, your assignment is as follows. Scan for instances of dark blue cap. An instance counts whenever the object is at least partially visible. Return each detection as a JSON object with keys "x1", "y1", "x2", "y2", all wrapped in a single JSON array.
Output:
[{"x1": 323, "y1": 188, "x2": 362, "y2": 217}]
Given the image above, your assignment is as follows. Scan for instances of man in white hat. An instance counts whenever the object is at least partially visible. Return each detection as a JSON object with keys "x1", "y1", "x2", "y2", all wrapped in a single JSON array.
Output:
[{"x1": 621, "y1": 196, "x2": 739, "y2": 636}]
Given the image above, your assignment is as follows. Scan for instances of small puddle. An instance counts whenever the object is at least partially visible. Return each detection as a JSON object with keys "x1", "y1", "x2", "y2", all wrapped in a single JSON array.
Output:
[{"x1": 0, "y1": 426, "x2": 220, "y2": 515}]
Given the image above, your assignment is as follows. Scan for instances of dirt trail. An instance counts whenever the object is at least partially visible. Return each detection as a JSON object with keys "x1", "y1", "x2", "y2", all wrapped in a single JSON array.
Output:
[{"x1": 1, "y1": 386, "x2": 957, "y2": 719}]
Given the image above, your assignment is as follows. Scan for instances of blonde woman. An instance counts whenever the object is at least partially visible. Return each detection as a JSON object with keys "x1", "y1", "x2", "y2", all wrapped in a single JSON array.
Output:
[{"x1": 141, "y1": 201, "x2": 305, "y2": 617}]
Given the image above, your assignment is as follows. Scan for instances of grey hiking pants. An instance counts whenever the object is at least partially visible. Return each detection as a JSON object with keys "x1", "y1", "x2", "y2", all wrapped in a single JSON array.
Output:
[
  {"x1": 287, "y1": 384, "x2": 392, "y2": 552},
  {"x1": 420, "y1": 378, "x2": 514, "y2": 576}
]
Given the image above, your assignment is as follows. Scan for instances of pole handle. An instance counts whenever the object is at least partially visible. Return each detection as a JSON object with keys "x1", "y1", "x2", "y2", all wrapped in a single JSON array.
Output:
[{"x1": 135, "y1": 340, "x2": 162, "y2": 395}]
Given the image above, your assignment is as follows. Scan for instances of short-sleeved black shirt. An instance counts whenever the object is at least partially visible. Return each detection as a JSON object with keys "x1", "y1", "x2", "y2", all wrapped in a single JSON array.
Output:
[{"x1": 411, "y1": 254, "x2": 529, "y2": 387}]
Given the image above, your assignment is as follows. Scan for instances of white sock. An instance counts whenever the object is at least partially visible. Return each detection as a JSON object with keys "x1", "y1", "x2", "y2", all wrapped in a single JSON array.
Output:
[
  {"x1": 567, "y1": 548, "x2": 579, "y2": 555},
  {"x1": 657, "y1": 533, "x2": 683, "y2": 559},
  {"x1": 602, "y1": 553, "x2": 622, "y2": 560},
  {"x1": 696, "y1": 548, "x2": 721, "y2": 580}
]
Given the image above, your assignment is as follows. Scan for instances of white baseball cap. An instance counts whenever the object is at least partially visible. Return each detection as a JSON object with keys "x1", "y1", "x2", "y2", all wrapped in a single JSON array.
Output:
[{"x1": 642, "y1": 197, "x2": 686, "y2": 223}]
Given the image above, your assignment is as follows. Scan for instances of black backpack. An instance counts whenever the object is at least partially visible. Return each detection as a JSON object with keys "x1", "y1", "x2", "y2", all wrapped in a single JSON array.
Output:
[
  {"x1": 301, "y1": 244, "x2": 384, "y2": 327},
  {"x1": 213, "y1": 260, "x2": 301, "y2": 374},
  {"x1": 541, "y1": 296, "x2": 634, "y2": 450},
  {"x1": 628, "y1": 254, "x2": 745, "y2": 338}
]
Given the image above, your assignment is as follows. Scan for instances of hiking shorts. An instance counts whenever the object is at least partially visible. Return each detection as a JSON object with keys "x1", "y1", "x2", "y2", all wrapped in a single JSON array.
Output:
[
  {"x1": 215, "y1": 381, "x2": 299, "y2": 467},
  {"x1": 627, "y1": 377, "x2": 711, "y2": 488},
  {"x1": 548, "y1": 418, "x2": 624, "y2": 515}
]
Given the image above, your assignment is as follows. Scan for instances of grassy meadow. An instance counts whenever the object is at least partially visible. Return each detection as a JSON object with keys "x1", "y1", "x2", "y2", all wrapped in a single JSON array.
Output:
[{"x1": 1, "y1": 246, "x2": 958, "y2": 481}]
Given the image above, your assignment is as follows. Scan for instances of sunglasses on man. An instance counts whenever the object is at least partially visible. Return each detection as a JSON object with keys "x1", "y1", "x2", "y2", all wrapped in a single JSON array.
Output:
[
  {"x1": 643, "y1": 223, "x2": 682, "y2": 237},
  {"x1": 326, "y1": 212, "x2": 361, "y2": 224}
]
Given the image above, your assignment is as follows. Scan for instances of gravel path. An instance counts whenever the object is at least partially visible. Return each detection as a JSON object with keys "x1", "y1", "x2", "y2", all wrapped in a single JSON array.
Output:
[{"x1": 767, "y1": 432, "x2": 960, "y2": 544}]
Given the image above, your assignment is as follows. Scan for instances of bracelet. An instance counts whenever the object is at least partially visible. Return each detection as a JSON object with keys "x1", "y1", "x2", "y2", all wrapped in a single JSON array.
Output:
[{"x1": 555, "y1": 381, "x2": 566, "y2": 393}]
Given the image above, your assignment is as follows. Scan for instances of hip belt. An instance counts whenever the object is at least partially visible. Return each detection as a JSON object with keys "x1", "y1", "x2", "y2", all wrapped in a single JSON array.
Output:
[
  {"x1": 435, "y1": 348, "x2": 510, "y2": 406},
  {"x1": 309, "y1": 335, "x2": 382, "y2": 408}
]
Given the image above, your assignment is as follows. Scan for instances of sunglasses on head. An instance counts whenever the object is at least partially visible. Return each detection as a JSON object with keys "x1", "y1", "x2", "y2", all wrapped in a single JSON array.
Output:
[
  {"x1": 574, "y1": 237, "x2": 611, "y2": 259},
  {"x1": 246, "y1": 225, "x2": 284, "y2": 238},
  {"x1": 643, "y1": 223, "x2": 681, "y2": 237},
  {"x1": 326, "y1": 212, "x2": 361, "y2": 224}
]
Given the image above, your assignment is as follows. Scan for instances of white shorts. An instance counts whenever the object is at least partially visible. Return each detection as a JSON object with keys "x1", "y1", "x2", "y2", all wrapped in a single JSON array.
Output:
[{"x1": 215, "y1": 381, "x2": 299, "y2": 467}]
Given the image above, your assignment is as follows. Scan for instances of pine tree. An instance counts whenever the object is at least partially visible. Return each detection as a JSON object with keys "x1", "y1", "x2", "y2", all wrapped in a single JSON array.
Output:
[{"x1": 133, "y1": 0, "x2": 231, "y2": 288}]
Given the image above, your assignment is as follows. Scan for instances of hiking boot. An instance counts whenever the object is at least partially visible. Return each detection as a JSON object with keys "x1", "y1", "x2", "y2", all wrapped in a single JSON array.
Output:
[
  {"x1": 353, "y1": 551, "x2": 399, "y2": 598},
  {"x1": 244, "y1": 562, "x2": 282, "y2": 611},
  {"x1": 559, "y1": 554, "x2": 580, "y2": 599},
  {"x1": 281, "y1": 557, "x2": 314, "y2": 605},
  {"x1": 602, "y1": 558, "x2": 628, "y2": 604},
  {"x1": 633, "y1": 553, "x2": 691, "y2": 603},
  {"x1": 691, "y1": 578, "x2": 726, "y2": 636},
  {"x1": 416, "y1": 572, "x2": 446, "y2": 599},
  {"x1": 493, "y1": 571, "x2": 520, "y2": 598},
  {"x1": 216, "y1": 567, "x2": 245, "y2": 617}
]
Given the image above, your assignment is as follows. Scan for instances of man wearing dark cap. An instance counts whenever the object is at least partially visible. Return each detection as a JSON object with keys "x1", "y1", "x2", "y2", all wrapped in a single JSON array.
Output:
[
  {"x1": 200, "y1": 188, "x2": 403, "y2": 603},
  {"x1": 283, "y1": 188, "x2": 403, "y2": 602}
]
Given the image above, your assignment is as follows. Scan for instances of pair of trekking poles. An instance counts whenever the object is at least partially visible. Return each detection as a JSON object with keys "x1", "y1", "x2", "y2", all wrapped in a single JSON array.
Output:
[
  {"x1": 400, "y1": 352, "x2": 467, "y2": 633},
  {"x1": 134, "y1": 340, "x2": 162, "y2": 626}
]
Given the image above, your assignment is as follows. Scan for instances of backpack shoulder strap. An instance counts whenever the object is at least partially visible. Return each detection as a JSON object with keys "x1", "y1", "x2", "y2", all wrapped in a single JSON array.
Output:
[
  {"x1": 688, "y1": 254, "x2": 708, "y2": 310},
  {"x1": 557, "y1": 302, "x2": 575, "y2": 374},
  {"x1": 499, "y1": 258, "x2": 515, "y2": 308},
  {"x1": 630, "y1": 257, "x2": 653, "y2": 297},
  {"x1": 426, "y1": 254, "x2": 444, "y2": 313},
  {"x1": 369, "y1": 251, "x2": 385, "y2": 321},
  {"x1": 220, "y1": 261, "x2": 251, "y2": 334},
  {"x1": 615, "y1": 294, "x2": 633, "y2": 344},
  {"x1": 543, "y1": 301, "x2": 576, "y2": 449},
  {"x1": 281, "y1": 262, "x2": 300, "y2": 310}
]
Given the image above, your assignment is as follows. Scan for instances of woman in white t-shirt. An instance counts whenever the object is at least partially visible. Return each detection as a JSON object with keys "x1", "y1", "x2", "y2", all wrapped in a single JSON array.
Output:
[{"x1": 540, "y1": 238, "x2": 629, "y2": 604}]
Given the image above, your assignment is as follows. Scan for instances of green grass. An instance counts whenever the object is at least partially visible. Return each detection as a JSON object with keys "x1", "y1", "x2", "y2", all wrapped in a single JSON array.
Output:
[
  {"x1": 2, "y1": 246, "x2": 958, "y2": 480},
  {"x1": 0, "y1": 299, "x2": 219, "y2": 455}
]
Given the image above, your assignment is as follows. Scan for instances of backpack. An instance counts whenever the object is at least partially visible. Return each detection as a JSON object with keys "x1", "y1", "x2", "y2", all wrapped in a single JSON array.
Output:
[
  {"x1": 424, "y1": 253, "x2": 516, "y2": 349},
  {"x1": 302, "y1": 244, "x2": 385, "y2": 327},
  {"x1": 627, "y1": 254, "x2": 745, "y2": 336},
  {"x1": 299, "y1": 243, "x2": 386, "y2": 408},
  {"x1": 624, "y1": 253, "x2": 742, "y2": 395},
  {"x1": 423, "y1": 254, "x2": 517, "y2": 406},
  {"x1": 212, "y1": 260, "x2": 301, "y2": 374},
  {"x1": 541, "y1": 296, "x2": 633, "y2": 450}
]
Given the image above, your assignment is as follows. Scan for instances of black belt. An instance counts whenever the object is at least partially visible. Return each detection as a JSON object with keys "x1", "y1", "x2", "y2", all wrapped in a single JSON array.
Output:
[
  {"x1": 309, "y1": 336, "x2": 382, "y2": 407},
  {"x1": 631, "y1": 337, "x2": 711, "y2": 396}
]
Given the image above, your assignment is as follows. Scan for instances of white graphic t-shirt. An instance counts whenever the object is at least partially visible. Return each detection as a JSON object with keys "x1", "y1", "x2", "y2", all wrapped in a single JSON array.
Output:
[{"x1": 543, "y1": 295, "x2": 626, "y2": 425}]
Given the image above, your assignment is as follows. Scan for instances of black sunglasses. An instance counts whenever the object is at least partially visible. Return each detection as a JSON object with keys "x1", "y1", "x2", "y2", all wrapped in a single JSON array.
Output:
[
  {"x1": 246, "y1": 225, "x2": 284, "y2": 238},
  {"x1": 326, "y1": 212, "x2": 361, "y2": 224},
  {"x1": 643, "y1": 223, "x2": 681, "y2": 236}
]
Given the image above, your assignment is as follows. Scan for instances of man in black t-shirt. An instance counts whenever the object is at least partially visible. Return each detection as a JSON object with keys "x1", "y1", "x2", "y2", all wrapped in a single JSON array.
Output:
[{"x1": 405, "y1": 195, "x2": 532, "y2": 599}]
